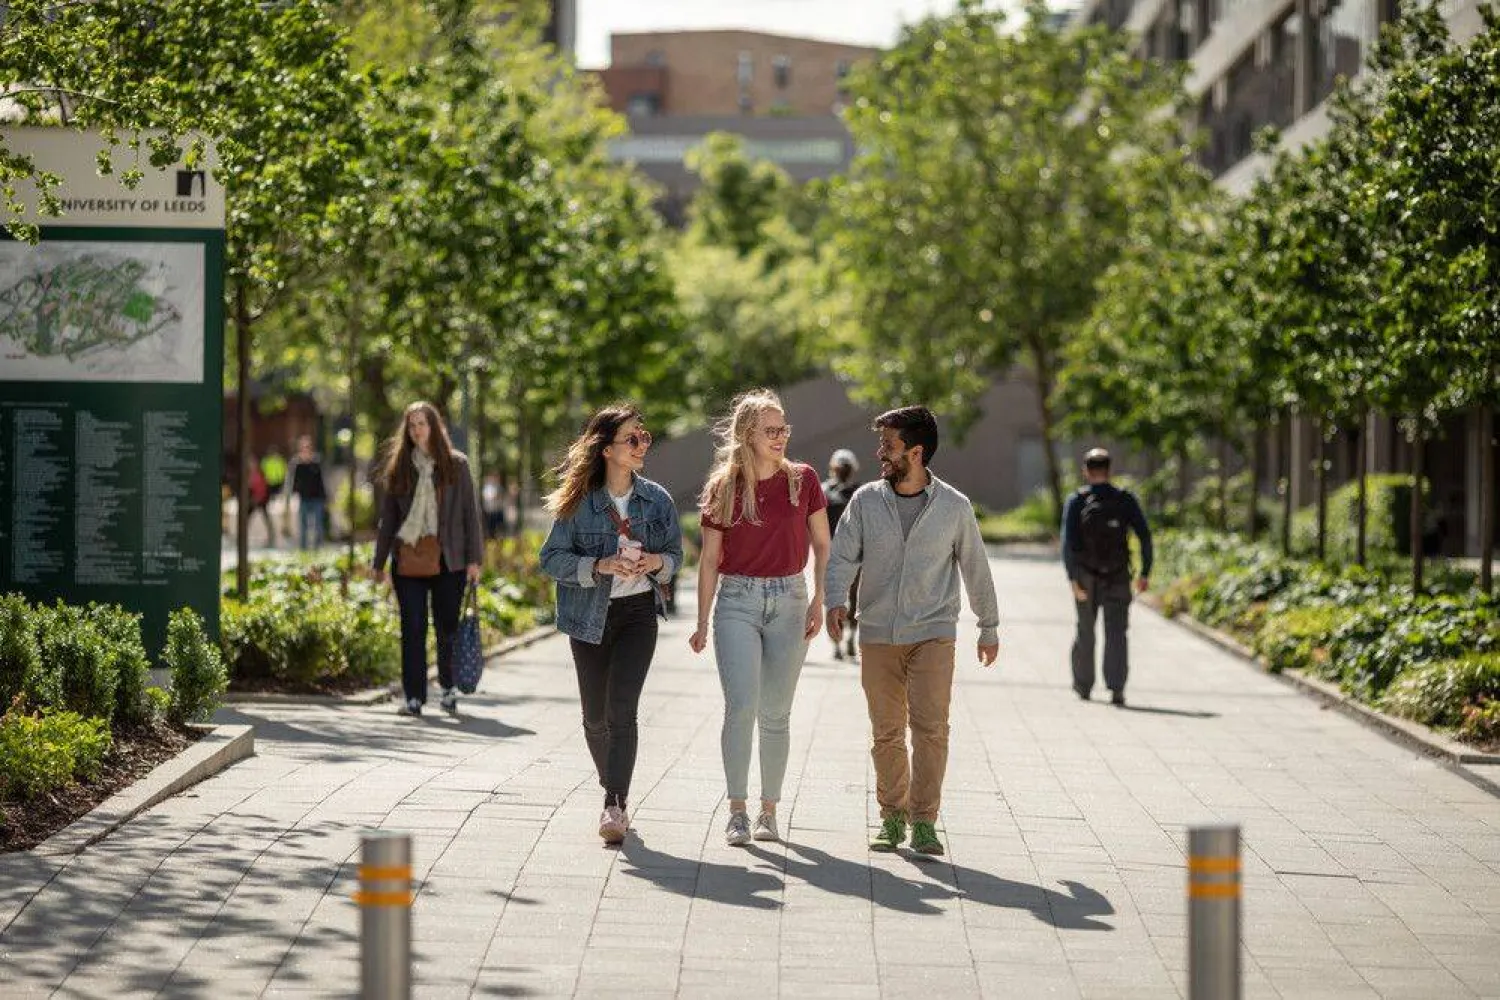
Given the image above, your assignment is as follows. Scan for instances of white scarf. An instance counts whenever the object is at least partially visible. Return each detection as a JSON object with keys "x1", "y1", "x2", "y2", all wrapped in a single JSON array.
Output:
[{"x1": 397, "y1": 449, "x2": 439, "y2": 545}]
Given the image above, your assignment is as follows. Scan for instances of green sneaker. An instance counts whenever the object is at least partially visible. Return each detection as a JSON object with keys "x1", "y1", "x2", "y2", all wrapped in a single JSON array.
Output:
[
  {"x1": 910, "y1": 821, "x2": 945, "y2": 856},
  {"x1": 869, "y1": 813, "x2": 907, "y2": 852}
]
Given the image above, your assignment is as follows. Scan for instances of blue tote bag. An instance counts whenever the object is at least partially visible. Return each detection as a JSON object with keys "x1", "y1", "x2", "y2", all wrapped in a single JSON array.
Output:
[{"x1": 453, "y1": 584, "x2": 484, "y2": 694}]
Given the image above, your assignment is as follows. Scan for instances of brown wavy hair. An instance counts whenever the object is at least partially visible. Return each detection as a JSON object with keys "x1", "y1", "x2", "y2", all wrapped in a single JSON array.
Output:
[
  {"x1": 543, "y1": 404, "x2": 643, "y2": 520},
  {"x1": 379, "y1": 401, "x2": 459, "y2": 495}
]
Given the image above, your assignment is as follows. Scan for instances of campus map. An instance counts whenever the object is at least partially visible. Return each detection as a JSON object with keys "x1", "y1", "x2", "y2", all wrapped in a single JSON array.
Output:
[{"x1": 0, "y1": 241, "x2": 204, "y2": 383}]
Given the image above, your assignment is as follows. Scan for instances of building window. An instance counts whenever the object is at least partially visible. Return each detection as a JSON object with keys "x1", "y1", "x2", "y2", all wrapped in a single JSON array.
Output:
[
  {"x1": 645, "y1": 49, "x2": 666, "y2": 67},
  {"x1": 835, "y1": 59, "x2": 852, "y2": 79},
  {"x1": 625, "y1": 93, "x2": 661, "y2": 117},
  {"x1": 737, "y1": 51, "x2": 753, "y2": 86},
  {"x1": 773, "y1": 55, "x2": 791, "y2": 88}
]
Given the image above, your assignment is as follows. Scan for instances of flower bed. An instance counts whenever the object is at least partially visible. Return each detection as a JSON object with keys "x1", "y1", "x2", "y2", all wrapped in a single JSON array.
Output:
[
  {"x1": 1155, "y1": 530, "x2": 1498, "y2": 749},
  {"x1": 1, "y1": 596, "x2": 222, "y2": 851},
  {"x1": 221, "y1": 538, "x2": 552, "y2": 694}
]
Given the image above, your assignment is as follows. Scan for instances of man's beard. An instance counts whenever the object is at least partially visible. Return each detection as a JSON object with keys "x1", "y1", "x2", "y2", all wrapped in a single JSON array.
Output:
[{"x1": 883, "y1": 455, "x2": 910, "y2": 484}]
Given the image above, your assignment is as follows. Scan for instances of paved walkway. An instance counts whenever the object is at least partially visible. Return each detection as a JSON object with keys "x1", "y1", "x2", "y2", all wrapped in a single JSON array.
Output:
[{"x1": 3, "y1": 554, "x2": 1498, "y2": 999}]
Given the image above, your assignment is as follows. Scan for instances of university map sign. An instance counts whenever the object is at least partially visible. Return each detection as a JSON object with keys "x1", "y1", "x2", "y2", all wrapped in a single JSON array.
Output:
[{"x1": 0, "y1": 127, "x2": 225, "y2": 656}]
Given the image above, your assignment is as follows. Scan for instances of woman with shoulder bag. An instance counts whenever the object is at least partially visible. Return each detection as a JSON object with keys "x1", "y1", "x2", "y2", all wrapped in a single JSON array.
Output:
[
  {"x1": 539, "y1": 404, "x2": 682, "y2": 845},
  {"x1": 689, "y1": 389, "x2": 831, "y2": 847},
  {"x1": 373, "y1": 402, "x2": 484, "y2": 717}
]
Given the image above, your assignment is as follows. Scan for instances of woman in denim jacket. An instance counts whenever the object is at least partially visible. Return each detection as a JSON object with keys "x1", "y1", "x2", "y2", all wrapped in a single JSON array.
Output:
[
  {"x1": 540, "y1": 405, "x2": 682, "y2": 845},
  {"x1": 689, "y1": 389, "x2": 831, "y2": 847}
]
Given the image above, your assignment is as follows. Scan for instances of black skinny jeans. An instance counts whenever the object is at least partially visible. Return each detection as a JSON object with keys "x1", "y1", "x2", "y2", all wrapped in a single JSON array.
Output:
[
  {"x1": 570, "y1": 591, "x2": 658, "y2": 808},
  {"x1": 394, "y1": 567, "x2": 466, "y2": 703}
]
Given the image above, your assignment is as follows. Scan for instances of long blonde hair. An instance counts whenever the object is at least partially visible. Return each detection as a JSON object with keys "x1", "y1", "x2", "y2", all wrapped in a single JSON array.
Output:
[
  {"x1": 699, "y1": 389, "x2": 802, "y2": 527},
  {"x1": 543, "y1": 404, "x2": 642, "y2": 521}
]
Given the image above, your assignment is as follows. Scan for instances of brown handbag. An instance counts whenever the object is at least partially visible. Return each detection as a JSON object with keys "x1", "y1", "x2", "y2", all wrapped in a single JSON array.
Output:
[{"x1": 397, "y1": 535, "x2": 441, "y2": 578}]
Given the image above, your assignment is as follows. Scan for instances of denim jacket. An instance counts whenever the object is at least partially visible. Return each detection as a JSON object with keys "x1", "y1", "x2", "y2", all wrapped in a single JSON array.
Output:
[{"x1": 539, "y1": 475, "x2": 683, "y2": 644}]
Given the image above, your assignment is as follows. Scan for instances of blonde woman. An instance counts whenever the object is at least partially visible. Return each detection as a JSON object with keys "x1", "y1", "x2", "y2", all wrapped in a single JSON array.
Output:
[
  {"x1": 540, "y1": 405, "x2": 682, "y2": 844},
  {"x1": 689, "y1": 389, "x2": 831, "y2": 846},
  {"x1": 372, "y1": 402, "x2": 484, "y2": 717}
]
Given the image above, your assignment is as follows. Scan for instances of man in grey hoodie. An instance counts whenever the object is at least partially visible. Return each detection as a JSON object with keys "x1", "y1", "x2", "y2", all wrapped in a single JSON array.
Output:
[{"x1": 825, "y1": 406, "x2": 1000, "y2": 856}]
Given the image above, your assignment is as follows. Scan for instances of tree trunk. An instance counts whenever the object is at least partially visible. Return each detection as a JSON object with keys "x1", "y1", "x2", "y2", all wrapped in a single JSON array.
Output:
[
  {"x1": 1280, "y1": 415, "x2": 1293, "y2": 556},
  {"x1": 1315, "y1": 420, "x2": 1328, "y2": 562},
  {"x1": 1216, "y1": 437, "x2": 1230, "y2": 531},
  {"x1": 1481, "y1": 403, "x2": 1495, "y2": 595},
  {"x1": 1247, "y1": 424, "x2": 1262, "y2": 540},
  {"x1": 1355, "y1": 409, "x2": 1369, "y2": 567},
  {"x1": 1176, "y1": 445, "x2": 1190, "y2": 512},
  {"x1": 342, "y1": 300, "x2": 360, "y2": 598},
  {"x1": 1411, "y1": 427, "x2": 1425, "y2": 593},
  {"x1": 1144, "y1": 450, "x2": 1159, "y2": 512},
  {"x1": 514, "y1": 405, "x2": 528, "y2": 533},
  {"x1": 234, "y1": 283, "x2": 252, "y2": 601},
  {"x1": 1027, "y1": 340, "x2": 1066, "y2": 524},
  {"x1": 436, "y1": 373, "x2": 458, "y2": 422},
  {"x1": 359, "y1": 355, "x2": 395, "y2": 441}
]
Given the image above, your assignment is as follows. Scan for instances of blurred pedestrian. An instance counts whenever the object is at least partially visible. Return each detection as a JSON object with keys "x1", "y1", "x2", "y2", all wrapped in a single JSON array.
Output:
[
  {"x1": 372, "y1": 403, "x2": 484, "y2": 717},
  {"x1": 1060, "y1": 447, "x2": 1153, "y2": 707},
  {"x1": 823, "y1": 448, "x2": 862, "y2": 661},
  {"x1": 289, "y1": 435, "x2": 329, "y2": 550}
]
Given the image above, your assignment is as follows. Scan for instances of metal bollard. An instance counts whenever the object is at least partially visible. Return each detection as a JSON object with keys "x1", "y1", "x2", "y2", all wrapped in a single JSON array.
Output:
[
  {"x1": 355, "y1": 831, "x2": 413, "y2": 1000},
  {"x1": 1187, "y1": 825, "x2": 1241, "y2": 1000}
]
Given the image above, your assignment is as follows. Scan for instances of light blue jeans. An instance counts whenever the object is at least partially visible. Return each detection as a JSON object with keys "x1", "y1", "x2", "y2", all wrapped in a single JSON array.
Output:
[{"x1": 713, "y1": 574, "x2": 810, "y2": 803}]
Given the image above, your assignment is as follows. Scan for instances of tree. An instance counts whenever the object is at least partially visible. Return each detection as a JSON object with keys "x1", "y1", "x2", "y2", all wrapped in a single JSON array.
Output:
[{"x1": 828, "y1": 0, "x2": 1192, "y2": 519}]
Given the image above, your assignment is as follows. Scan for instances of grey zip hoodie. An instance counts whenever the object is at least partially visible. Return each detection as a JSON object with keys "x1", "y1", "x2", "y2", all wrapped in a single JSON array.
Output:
[{"x1": 823, "y1": 473, "x2": 999, "y2": 647}]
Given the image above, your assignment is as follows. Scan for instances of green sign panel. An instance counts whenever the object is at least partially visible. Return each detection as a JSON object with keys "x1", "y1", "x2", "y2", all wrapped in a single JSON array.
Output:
[{"x1": 1, "y1": 129, "x2": 226, "y2": 656}]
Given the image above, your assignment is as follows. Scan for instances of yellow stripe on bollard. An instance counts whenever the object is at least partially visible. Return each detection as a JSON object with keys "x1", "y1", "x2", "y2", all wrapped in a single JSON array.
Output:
[
  {"x1": 1188, "y1": 856, "x2": 1240, "y2": 875},
  {"x1": 1187, "y1": 881, "x2": 1241, "y2": 899},
  {"x1": 359, "y1": 865, "x2": 412, "y2": 881},
  {"x1": 354, "y1": 890, "x2": 414, "y2": 907}
]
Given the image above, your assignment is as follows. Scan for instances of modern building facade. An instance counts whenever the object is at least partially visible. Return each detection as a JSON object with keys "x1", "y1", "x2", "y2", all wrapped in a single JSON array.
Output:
[
  {"x1": 1072, "y1": 0, "x2": 1494, "y2": 557},
  {"x1": 590, "y1": 30, "x2": 876, "y2": 223},
  {"x1": 595, "y1": 30, "x2": 875, "y2": 118}
]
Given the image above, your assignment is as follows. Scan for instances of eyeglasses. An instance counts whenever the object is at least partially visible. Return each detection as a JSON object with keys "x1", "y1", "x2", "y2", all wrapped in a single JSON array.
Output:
[
  {"x1": 613, "y1": 430, "x2": 652, "y2": 450},
  {"x1": 759, "y1": 424, "x2": 793, "y2": 441}
]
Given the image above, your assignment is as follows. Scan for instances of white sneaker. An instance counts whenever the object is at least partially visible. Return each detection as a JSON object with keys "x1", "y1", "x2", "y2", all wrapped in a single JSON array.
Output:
[
  {"x1": 400, "y1": 698, "x2": 422, "y2": 716},
  {"x1": 598, "y1": 806, "x2": 628, "y2": 845},
  {"x1": 440, "y1": 688, "x2": 458, "y2": 712},
  {"x1": 725, "y1": 810, "x2": 751, "y2": 846},
  {"x1": 752, "y1": 812, "x2": 780, "y2": 842}
]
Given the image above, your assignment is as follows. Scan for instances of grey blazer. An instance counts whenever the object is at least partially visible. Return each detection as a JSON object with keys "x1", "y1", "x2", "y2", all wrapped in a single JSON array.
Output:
[{"x1": 373, "y1": 451, "x2": 485, "y2": 575}]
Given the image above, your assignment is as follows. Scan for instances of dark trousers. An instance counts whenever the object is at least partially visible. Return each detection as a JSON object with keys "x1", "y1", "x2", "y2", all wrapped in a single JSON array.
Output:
[
  {"x1": 1071, "y1": 572, "x2": 1132, "y2": 695},
  {"x1": 571, "y1": 591, "x2": 658, "y2": 807},
  {"x1": 394, "y1": 568, "x2": 466, "y2": 703}
]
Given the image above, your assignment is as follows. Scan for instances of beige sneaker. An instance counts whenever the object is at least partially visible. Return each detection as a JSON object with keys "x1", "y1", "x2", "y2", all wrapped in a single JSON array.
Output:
[
  {"x1": 752, "y1": 812, "x2": 780, "y2": 842},
  {"x1": 598, "y1": 805, "x2": 628, "y2": 845}
]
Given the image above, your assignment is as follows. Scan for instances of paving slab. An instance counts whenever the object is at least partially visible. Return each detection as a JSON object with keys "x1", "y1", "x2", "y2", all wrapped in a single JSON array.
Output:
[{"x1": 2, "y1": 554, "x2": 1498, "y2": 999}]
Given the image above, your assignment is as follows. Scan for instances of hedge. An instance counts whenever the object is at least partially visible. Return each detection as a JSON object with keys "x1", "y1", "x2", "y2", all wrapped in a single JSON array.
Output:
[{"x1": 1155, "y1": 529, "x2": 1496, "y2": 747}]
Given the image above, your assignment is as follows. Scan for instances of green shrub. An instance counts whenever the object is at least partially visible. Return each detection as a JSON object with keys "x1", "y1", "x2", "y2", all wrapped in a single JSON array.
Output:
[
  {"x1": 346, "y1": 601, "x2": 400, "y2": 686},
  {"x1": 1457, "y1": 700, "x2": 1500, "y2": 746},
  {"x1": 88, "y1": 605, "x2": 152, "y2": 728},
  {"x1": 35, "y1": 604, "x2": 118, "y2": 723},
  {"x1": 332, "y1": 478, "x2": 377, "y2": 536},
  {"x1": 1281, "y1": 474, "x2": 1410, "y2": 560},
  {"x1": 145, "y1": 686, "x2": 171, "y2": 717},
  {"x1": 1381, "y1": 653, "x2": 1500, "y2": 728},
  {"x1": 1255, "y1": 604, "x2": 1353, "y2": 674},
  {"x1": 0, "y1": 593, "x2": 37, "y2": 708},
  {"x1": 476, "y1": 583, "x2": 538, "y2": 643},
  {"x1": 0, "y1": 707, "x2": 112, "y2": 800},
  {"x1": 1325, "y1": 597, "x2": 1499, "y2": 699},
  {"x1": 978, "y1": 487, "x2": 1058, "y2": 543},
  {"x1": 164, "y1": 608, "x2": 226, "y2": 724},
  {"x1": 283, "y1": 593, "x2": 354, "y2": 685}
]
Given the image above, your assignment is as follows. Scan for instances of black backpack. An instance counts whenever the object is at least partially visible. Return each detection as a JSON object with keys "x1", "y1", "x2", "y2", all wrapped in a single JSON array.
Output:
[
  {"x1": 1075, "y1": 487, "x2": 1132, "y2": 578},
  {"x1": 824, "y1": 479, "x2": 859, "y2": 529}
]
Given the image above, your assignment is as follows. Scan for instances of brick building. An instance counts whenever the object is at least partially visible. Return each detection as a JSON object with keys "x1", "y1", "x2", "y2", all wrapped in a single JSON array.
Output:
[{"x1": 595, "y1": 30, "x2": 876, "y2": 117}]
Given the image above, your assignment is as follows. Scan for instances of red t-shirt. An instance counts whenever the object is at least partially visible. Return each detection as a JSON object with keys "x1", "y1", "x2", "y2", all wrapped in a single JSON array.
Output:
[{"x1": 701, "y1": 464, "x2": 828, "y2": 577}]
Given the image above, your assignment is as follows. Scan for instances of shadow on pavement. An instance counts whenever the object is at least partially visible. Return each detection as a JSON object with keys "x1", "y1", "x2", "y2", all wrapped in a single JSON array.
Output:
[
  {"x1": 614, "y1": 835, "x2": 1114, "y2": 928},
  {"x1": 214, "y1": 706, "x2": 535, "y2": 760},
  {"x1": 619, "y1": 835, "x2": 783, "y2": 910},
  {"x1": 1115, "y1": 704, "x2": 1218, "y2": 719}
]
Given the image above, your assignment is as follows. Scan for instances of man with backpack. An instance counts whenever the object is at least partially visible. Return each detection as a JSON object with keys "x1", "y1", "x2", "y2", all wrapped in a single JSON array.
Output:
[
  {"x1": 823, "y1": 448, "x2": 862, "y2": 660},
  {"x1": 1061, "y1": 448, "x2": 1152, "y2": 706}
]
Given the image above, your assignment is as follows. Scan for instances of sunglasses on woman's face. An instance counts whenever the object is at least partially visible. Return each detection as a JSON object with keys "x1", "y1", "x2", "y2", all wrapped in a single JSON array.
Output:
[{"x1": 613, "y1": 430, "x2": 652, "y2": 450}]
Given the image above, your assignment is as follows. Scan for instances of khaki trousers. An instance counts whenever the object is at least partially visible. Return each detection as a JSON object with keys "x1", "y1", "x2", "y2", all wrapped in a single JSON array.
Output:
[{"x1": 860, "y1": 639, "x2": 956, "y2": 823}]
